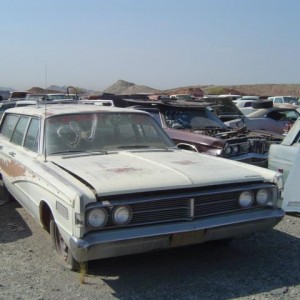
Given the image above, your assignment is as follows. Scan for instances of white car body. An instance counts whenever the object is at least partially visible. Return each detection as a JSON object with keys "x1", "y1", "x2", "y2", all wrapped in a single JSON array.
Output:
[
  {"x1": 268, "y1": 117, "x2": 300, "y2": 212},
  {"x1": 268, "y1": 96, "x2": 299, "y2": 106},
  {"x1": 0, "y1": 104, "x2": 284, "y2": 269}
]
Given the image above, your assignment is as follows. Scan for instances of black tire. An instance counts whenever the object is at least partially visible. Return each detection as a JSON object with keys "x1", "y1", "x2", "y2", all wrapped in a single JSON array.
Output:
[
  {"x1": 252, "y1": 100, "x2": 273, "y2": 109},
  {"x1": 208, "y1": 238, "x2": 233, "y2": 246},
  {"x1": 50, "y1": 218, "x2": 81, "y2": 271}
]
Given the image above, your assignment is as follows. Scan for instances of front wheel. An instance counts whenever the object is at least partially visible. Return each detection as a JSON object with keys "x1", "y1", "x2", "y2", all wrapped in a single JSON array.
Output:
[{"x1": 50, "y1": 218, "x2": 81, "y2": 271}]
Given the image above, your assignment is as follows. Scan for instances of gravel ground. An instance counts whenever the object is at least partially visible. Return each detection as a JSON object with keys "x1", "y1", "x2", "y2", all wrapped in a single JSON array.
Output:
[{"x1": 1, "y1": 199, "x2": 300, "y2": 300}]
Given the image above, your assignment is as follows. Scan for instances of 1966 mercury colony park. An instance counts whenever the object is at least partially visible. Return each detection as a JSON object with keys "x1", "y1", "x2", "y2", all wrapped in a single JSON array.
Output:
[{"x1": 0, "y1": 104, "x2": 284, "y2": 271}]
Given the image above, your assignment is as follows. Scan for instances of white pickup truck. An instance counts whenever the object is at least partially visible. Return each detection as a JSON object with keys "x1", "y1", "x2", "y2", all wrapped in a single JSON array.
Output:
[{"x1": 268, "y1": 117, "x2": 300, "y2": 212}]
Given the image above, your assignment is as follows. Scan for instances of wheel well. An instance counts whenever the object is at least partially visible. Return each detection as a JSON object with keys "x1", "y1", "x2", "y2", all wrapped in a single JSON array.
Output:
[{"x1": 40, "y1": 201, "x2": 53, "y2": 233}]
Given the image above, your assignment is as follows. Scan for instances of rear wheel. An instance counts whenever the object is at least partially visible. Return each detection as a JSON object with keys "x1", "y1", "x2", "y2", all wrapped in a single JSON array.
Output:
[{"x1": 50, "y1": 218, "x2": 81, "y2": 271}]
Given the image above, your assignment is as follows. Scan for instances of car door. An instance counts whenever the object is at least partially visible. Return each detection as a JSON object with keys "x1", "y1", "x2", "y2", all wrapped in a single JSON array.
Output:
[
  {"x1": 0, "y1": 114, "x2": 40, "y2": 212},
  {"x1": 268, "y1": 119, "x2": 300, "y2": 212},
  {"x1": 281, "y1": 151, "x2": 300, "y2": 212},
  {"x1": 268, "y1": 143, "x2": 300, "y2": 185}
]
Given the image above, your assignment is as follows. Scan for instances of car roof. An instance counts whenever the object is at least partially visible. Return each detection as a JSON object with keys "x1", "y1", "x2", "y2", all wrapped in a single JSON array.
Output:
[
  {"x1": 120, "y1": 98, "x2": 214, "y2": 109},
  {"x1": 4, "y1": 103, "x2": 147, "y2": 118}
]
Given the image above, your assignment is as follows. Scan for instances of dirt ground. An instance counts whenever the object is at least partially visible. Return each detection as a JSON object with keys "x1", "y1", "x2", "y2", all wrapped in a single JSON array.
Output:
[{"x1": 1, "y1": 197, "x2": 300, "y2": 300}]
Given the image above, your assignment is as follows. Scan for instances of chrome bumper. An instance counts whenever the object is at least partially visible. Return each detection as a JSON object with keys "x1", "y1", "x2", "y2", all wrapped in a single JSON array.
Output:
[{"x1": 69, "y1": 209, "x2": 284, "y2": 262}]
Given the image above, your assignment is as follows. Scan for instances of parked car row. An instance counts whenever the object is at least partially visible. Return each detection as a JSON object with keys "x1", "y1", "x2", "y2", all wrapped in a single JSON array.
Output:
[
  {"x1": 0, "y1": 96, "x2": 286, "y2": 167},
  {"x1": 0, "y1": 103, "x2": 285, "y2": 271},
  {"x1": 118, "y1": 98, "x2": 283, "y2": 167}
]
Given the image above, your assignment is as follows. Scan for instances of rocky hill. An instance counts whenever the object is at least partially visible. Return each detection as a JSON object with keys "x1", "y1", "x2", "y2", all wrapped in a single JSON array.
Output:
[
  {"x1": 205, "y1": 84, "x2": 300, "y2": 97},
  {"x1": 103, "y1": 80, "x2": 160, "y2": 95},
  {"x1": 103, "y1": 81, "x2": 300, "y2": 97},
  {"x1": 13, "y1": 81, "x2": 300, "y2": 98}
]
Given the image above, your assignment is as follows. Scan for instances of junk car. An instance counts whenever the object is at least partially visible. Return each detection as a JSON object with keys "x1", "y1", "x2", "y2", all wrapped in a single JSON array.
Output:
[
  {"x1": 225, "y1": 106, "x2": 300, "y2": 135},
  {"x1": 119, "y1": 98, "x2": 283, "y2": 167},
  {"x1": 0, "y1": 104, "x2": 284, "y2": 270},
  {"x1": 268, "y1": 117, "x2": 300, "y2": 212}
]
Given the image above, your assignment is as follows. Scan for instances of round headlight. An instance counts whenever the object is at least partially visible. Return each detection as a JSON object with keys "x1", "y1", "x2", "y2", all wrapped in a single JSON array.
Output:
[
  {"x1": 256, "y1": 189, "x2": 270, "y2": 205},
  {"x1": 113, "y1": 206, "x2": 132, "y2": 225},
  {"x1": 224, "y1": 146, "x2": 232, "y2": 156},
  {"x1": 232, "y1": 145, "x2": 239, "y2": 154},
  {"x1": 87, "y1": 208, "x2": 107, "y2": 228},
  {"x1": 239, "y1": 191, "x2": 254, "y2": 208}
]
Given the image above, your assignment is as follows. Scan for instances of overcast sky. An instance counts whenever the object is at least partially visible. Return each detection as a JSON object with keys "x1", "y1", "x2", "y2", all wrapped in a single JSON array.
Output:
[{"x1": 1, "y1": 0, "x2": 300, "y2": 91}]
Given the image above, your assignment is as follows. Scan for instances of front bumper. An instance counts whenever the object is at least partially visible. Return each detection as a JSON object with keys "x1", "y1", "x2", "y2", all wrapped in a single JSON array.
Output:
[{"x1": 69, "y1": 208, "x2": 284, "y2": 262}]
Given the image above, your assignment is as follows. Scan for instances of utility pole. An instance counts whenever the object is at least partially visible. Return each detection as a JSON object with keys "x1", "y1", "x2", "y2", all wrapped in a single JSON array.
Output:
[{"x1": 45, "y1": 65, "x2": 48, "y2": 89}]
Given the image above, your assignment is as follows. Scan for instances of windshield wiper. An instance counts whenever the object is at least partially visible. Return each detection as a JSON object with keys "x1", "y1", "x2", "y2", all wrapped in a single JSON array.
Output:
[
  {"x1": 117, "y1": 145, "x2": 150, "y2": 149},
  {"x1": 50, "y1": 150, "x2": 107, "y2": 155}
]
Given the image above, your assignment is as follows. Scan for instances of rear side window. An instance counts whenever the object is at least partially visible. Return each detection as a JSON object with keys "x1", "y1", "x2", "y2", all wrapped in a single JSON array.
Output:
[
  {"x1": 0, "y1": 114, "x2": 40, "y2": 152},
  {"x1": 244, "y1": 101, "x2": 253, "y2": 107},
  {"x1": 11, "y1": 116, "x2": 30, "y2": 145},
  {"x1": 24, "y1": 118, "x2": 40, "y2": 151},
  {"x1": 0, "y1": 114, "x2": 19, "y2": 139}
]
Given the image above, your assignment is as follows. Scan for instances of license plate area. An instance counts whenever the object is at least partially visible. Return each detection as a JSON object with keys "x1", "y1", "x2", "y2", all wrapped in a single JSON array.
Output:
[{"x1": 170, "y1": 230, "x2": 205, "y2": 247}]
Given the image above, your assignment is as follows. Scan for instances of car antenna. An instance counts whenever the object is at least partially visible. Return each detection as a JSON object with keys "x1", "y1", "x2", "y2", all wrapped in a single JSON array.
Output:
[{"x1": 44, "y1": 76, "x2": 48, "y2": 162}]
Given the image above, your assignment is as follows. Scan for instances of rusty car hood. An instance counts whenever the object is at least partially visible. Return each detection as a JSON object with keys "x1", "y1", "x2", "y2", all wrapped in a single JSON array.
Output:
[{"x1": 48, "y1": 150, "x2": 267, "y2": 196}]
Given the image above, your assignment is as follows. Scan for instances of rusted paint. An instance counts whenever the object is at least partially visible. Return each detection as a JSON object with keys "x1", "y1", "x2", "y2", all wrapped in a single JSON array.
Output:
[
  {"x1": 106, "y1": 167, "x2": 141, "y2": 173},
  {"x1": 0, "y1": 158, "x2": 26, "y2": 177}
]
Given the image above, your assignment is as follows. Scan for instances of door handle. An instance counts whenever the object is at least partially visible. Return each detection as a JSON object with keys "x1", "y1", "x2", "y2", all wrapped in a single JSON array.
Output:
[{"x1": 8, "y1": 151, "x2": 16, "y2": 157}]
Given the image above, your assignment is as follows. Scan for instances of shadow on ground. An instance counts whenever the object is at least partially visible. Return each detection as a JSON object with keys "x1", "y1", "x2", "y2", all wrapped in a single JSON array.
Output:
[
  {"x1": 84, "y1": 226, "x2": 300, "y2": 299},
  {"x1": 0, "y1": 201, "x2": 32, "y2": 243}
]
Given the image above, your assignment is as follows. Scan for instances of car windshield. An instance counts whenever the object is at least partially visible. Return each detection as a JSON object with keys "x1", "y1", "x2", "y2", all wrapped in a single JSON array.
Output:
[
  {"x1": 45, "y1": 112, "x2": 174, "y2": 155},
  {"x1": 47, "y1": 94, "x2": 68, "y2": 100},
  {"x1": 283, "y1": 97, "x2": 298, "y2": 105},
  {"x1": 162, "y1": 107, "x2": 225, "y2": 130}
]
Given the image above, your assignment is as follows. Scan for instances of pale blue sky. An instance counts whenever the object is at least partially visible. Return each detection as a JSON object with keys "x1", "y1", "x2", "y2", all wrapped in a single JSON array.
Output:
[{"x1": 1, "y1": 0, "x2": 300, "y2": 91}]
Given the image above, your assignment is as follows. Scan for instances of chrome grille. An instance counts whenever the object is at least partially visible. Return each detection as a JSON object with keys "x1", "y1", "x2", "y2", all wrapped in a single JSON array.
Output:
[
  {"x1": 228, "y1": 141, "x2": 249, "y2": 155},
  {"x1": 131, "y1": 198, "x2": 191, "y2": 224},
  {"x1": 194, "y1": 193, "x2": 239, "y2": 217},
  {"x1": 56, "y1": 201, "x2": 69, "y2": 220},
  {"x1": 92, "y1": 183, "x2": 276, "y2": 230},
  {"x1": 239, "y1": 141, "x2": 250, "y2": 154}
]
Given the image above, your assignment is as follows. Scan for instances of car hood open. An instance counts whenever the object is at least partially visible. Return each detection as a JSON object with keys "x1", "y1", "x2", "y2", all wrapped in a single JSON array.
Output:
[{"x1": 49, "y1": 150, "x2": 268, "y2": 196}]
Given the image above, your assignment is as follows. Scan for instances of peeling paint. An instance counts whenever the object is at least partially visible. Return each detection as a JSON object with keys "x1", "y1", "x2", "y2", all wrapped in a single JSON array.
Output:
[
  {"x1": 0, "y1": 158, "x2": 27, "y2": 178},
  {"x1": 106, "y1": 167, "x2": 141, "y2": 173}
]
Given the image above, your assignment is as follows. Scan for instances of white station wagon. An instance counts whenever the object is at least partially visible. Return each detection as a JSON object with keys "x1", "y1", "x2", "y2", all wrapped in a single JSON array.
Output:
[{"x1": 0, "y1": 104, "x2": 284, "y2": 271}]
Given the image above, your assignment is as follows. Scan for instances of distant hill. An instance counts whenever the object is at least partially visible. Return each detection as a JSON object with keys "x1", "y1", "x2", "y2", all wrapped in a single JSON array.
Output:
[
  {"x1": 28, "y1": 87, "x2": 63, "y2": 94},
  {"x1": 0, "y1": 87, "x2": 13, "y2": 91},
  {"x1": 47, "y1": 85, "x2": 95, "y2": 95},
  {"x1": 103, "y1": 80, "x2": 300, "y2": 97},
  {"x1": 103, "y1": 80, "x2": 161, "y2": 95},
  {"x1": 23, "y1": 81, "x2": 300, "y2": 98},
  {"x1": 210, "y1": 84, "x2": 300, "y2": 97}
]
